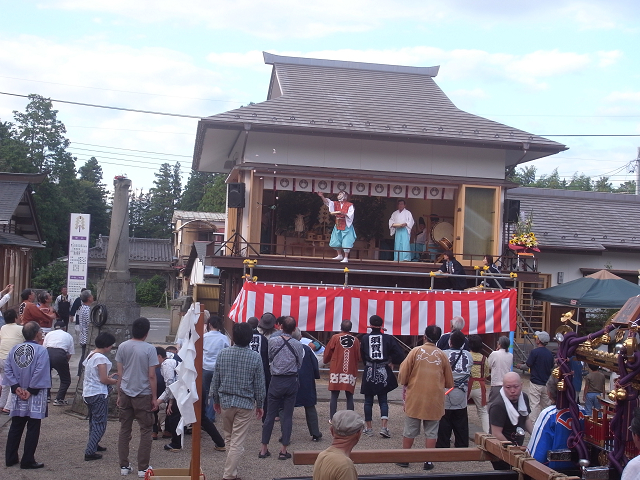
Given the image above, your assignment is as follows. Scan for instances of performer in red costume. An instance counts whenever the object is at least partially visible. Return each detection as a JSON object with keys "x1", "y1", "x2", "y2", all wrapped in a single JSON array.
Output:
[{"x1": 317, "y1": 191, "x2": 356, "y2": 263}]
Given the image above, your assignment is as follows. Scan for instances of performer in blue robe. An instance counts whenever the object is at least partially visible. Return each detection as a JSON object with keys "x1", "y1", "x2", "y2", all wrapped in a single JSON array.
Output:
[
  {"x1": 389, "y1": 199, "x2": 414, "y2": 262},
  {"x1": 3, "y1": 321, "x2": 51, "y2": 469}
]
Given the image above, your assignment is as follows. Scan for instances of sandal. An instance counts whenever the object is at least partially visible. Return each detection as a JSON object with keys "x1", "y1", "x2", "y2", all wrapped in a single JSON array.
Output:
[
  {"x1": 258, "y1": 451, "x2": 271, "y2": 459},
  {"x1": 278, "y1": 452, "x2": 291, "y2": 460}
]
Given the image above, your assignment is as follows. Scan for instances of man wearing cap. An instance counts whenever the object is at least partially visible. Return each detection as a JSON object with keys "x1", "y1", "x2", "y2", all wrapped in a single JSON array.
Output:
[
  {"x1": 520, "y1": 331, "x2": 554, "y2": 423},
  {"x1": 317, "y1": 191, "x2": 355, "y2": 264},
  {"x1": 257, "y1": 312, "x2": 278, "y2": 339},
  {"x1": 42, "y1": 321, "x2": 75, "y2": 406},
  {"x1": 313, "y1": 410, "x2": 364, "y2": 480}
]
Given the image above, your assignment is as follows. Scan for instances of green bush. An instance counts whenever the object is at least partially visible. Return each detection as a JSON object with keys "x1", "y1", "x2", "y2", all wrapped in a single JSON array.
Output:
[
  {"x1": 135, "y1": 275, "x2": 166, "y2": 306},
  {"x1": 32, "y1": 261, "x2": 68, "y2": 292}
]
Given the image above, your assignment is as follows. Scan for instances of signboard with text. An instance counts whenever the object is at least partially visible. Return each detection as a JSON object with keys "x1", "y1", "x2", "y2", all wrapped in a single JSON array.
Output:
[{"x1": 67, "y1": 213, "x2": 91, "y2": 300}]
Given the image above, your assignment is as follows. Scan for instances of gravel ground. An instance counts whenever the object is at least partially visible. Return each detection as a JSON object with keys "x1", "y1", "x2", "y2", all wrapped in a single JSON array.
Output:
[
  {"x1": 0, "y1": 386, "x2": 496, "y2": 480},
  {"x1": 0, "y1": 308, "x2": 516, "y2": 479}
]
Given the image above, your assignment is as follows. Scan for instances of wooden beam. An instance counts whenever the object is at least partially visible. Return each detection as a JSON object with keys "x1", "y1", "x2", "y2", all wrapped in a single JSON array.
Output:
[
  {"x1": 293, "y1": 447, "x2": 494, "y2": 465},
  {"x1": 474, "y1": 433, "x2": 581, "y2": 480}
]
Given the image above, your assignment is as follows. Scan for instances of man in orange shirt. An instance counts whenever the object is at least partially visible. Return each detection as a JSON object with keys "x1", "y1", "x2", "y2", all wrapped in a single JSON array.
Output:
[{"x1": 20, "y1": 290, "x2": 55, "y2": 330}]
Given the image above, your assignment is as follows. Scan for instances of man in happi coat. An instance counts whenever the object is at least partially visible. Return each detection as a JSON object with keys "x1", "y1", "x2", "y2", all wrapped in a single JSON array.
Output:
[
  {"x1": 317, "y1": 191, "x2": 355, "y2": 263},
  {"x1": 389, "y1": 199, "x2": 414, "y2": 262},
  {"x1": 397, "y1": 325, "x2": 453, "y2": 471},
  {"x1": 323, "y1": 321, "x2": 360, "y2": 422},
  {"x1": 3, "y1": 321, "x2": 51, "y2": 469},
  {"x1": 360, "y1": 315, "x2": 405, "y2": 438}
]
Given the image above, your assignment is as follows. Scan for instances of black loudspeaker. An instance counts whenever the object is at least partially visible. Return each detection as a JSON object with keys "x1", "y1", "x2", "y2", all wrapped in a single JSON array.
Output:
[
  {"x1": 505, "y1": 199, "x2": 520, "y2": 223},
  {"x1": 227, "y1": 183, "x2": 245, "y2": 208}
]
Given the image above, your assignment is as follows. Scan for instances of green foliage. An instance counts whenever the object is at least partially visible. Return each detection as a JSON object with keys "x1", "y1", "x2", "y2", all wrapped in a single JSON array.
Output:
[
  {"x1": 31, "y1": 260, "x2": 68, "y2": 292},
  {"x1": 567, "y1": 172, "x2": 592, "y2": 191},
  {"x1": 507, "y1": 165, "x2": 634, "y2": 194},
  {"x1": 134, "y1": 275, "x2": 167, "y2": 306},
  {"x1": 507, "y1": 165, "x2": 537, "y2": 186},
  {"x1": 615, "y1": 180, "x2": 636, "y2": 193},
  {"x1": 0, "y1": 121, "x2": 32, "y2": 172},
  {"x1": 198, "y1": 174, "x2": 226, "y2": 212},
  {"x1": 77, "y1": 157, "x2": 111, "y2": 244},
  {"x1": 144, "y1": 162, "x2": 181, "y2": 238},
  {"x1": 180, "y1": 171, "x2": 216, "y2": 211}
]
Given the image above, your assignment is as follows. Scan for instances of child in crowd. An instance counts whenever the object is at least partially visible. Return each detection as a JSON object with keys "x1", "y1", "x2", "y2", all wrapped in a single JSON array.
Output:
[
  {"x1": 583, "y1": 364, "x2": 606, "y2": 415},
  {"x1": 82, "y1": 332, "x2": 118, "y2": 461}
]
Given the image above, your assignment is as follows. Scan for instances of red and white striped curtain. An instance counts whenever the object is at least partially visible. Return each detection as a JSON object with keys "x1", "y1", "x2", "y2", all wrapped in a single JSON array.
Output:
[{"x1": 229, "y1": 282, "x2": 517, "y2": 335}]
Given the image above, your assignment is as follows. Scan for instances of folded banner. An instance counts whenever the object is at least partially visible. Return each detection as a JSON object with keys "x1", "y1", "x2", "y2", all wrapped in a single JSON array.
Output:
[{"x1": 229, "y1": 282, "x2": 517, "y2": 335}]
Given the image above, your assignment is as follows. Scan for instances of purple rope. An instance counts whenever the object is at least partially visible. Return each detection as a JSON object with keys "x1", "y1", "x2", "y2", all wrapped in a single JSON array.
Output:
[
  {"x1": 556, "y1": 326, "x2": 616, "y2": 464},
  {"x1": 609, "y1": 349, "x2": 640, "y2": 473}
]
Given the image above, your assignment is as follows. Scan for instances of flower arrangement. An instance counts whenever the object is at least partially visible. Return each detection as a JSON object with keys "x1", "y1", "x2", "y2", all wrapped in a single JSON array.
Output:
[{"x1": 509, "y1": 211, "x2": 539, "y2": 251}]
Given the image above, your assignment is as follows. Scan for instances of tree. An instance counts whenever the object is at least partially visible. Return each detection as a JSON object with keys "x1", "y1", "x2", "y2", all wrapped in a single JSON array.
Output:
[
  {"x1": 0, "y1": 121, "x2": 32, "y2": 173},
  {"x1": 198, "y1": 174, "x2": 226, "y2": 212},
  {"x1": 9, "y1": 95, "x2": 82, "y2": 268},
  {"x1": 12, "y1": 94, "x2": 76, "y2": 181},
  {"x1": 129, "y1": 189, "x2": 153, "y2": 238},
  {"x1": 180, "y1": 171, "x2": 216, "y2": 211},
  {"x1": 145, "y1": 162, "x2": 182, "y2": 238},
  {"x1": 77, "y1": 157, "x2": 111, "y2": 244},
  {"x1": 567, "y1": 172, "x2": 592, "y2": 191},
  {"x1": 506, "y1": 165, "x2": 537, "y2": 186},
  {"x1": 615, "y1": 180, "x2": 636, "y2": 194},
  {"x1": 593, "y1": 176, "x2": 613, "y2": 192},
  {"x1": 534, "y1": 168, "x2": 565, "y2": 189}
]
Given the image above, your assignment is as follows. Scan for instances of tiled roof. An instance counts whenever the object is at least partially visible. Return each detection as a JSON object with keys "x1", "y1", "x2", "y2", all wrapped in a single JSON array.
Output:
[
  {"x1": 193, "y1": 241, "x2": 208, "y2": 260},
  {"x1": 89, "y1": 236, "x2": 173, "y2": 263},
  {"x1": 506, "y1": 187, "x2": 640, "y2": 251},
  {"x1": 0, "y1": 232, "x2": 45, "y2": 248},
  {"x1": 172, "y1": 210, "x2": 226, "y2": 223},
  {"x1": 0, "y1": 182, "x2": 27, "y2": 224},
  {"x1": 200, "y1": 52, "x2": 565, "y2": 153}
]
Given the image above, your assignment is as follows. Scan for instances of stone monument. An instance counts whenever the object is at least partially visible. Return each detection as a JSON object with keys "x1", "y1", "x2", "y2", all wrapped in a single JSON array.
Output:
[{"x1": 71, "y1": 176, "x2": 140, "y2": 416}]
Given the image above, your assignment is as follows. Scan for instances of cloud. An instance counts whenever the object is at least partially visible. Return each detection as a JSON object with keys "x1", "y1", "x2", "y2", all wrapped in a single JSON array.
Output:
[{"x1": 47, "y1": 0, "x2": 640, "y2": 39}]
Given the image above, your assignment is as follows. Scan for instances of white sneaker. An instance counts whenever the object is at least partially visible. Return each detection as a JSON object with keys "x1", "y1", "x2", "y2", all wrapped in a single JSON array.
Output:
[
  {"x1": 332, "y1": 255, "x2": 344, "y2": 261},
  {"x1": 380, "y1": 427, "x2": 391, "y2": 438},
  {"x1": 138, "y1": 466, "x2": 152, "y2": 478},
  {"x1": 120, "y1": 465, "x2": 132, "y2": 476},
  {"x1": 363, "y1": 428, "x2": 374, "y2": 437},
  {"x1": 340, "y1": 257, "x2": 349, "y2": 263}
]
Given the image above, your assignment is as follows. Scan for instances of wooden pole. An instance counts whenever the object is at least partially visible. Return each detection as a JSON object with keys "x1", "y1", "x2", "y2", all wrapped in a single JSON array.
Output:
[
  {"x1": 190, "y1": 304, "x2": 204, "y2": 480},
  {"x1": 293, "y1": 448, "x2": 494, "y2": 465}
]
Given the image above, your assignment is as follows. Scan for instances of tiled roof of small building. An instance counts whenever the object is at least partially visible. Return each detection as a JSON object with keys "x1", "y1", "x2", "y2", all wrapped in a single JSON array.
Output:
[
  {"x1": 506, "y1": 187, "x2": 640, "y2": 252},
  {"x1": 89, "y1": 236, "x2": 173, "y2": 262},
  {"x1": 172, "y1": 210, "x2": 226, "y2": 223}
]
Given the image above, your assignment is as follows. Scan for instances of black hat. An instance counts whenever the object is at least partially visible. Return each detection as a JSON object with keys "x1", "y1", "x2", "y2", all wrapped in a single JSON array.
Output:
[{"x1": 258, "y1": 313, "x2": 276, "y2": 330}]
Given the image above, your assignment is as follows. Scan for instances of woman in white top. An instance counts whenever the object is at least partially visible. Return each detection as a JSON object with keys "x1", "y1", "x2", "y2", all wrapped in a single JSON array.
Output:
[{"x1": 82, "y1": 331, "x2": 118, "y2": 461}]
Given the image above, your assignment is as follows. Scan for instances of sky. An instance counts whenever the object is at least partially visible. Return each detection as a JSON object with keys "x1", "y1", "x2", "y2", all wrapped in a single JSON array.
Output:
[{"x1": 1, "y1": 0, "x2": 639, "y2": 193}]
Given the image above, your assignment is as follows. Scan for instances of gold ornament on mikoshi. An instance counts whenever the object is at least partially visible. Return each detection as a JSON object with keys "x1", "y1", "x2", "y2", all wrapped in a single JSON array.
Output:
[
  {"x1": 552, "y1": 368, "x2": 561, "y2": 379},
  {"x1": 616, "y1": 389, "x2": 627, "y2": 401},
  {"x1": 602, "y1": 334, "x2": 611, "y2": 344},
  {"x1": 557, "y1": 380, "x2": 565, "y2": 391}
]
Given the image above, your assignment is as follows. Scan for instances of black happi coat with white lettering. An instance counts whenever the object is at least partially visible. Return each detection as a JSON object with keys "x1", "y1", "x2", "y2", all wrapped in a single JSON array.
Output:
[{"x1": 360, "y1": 328, "x2": 405, "y2": 395}]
